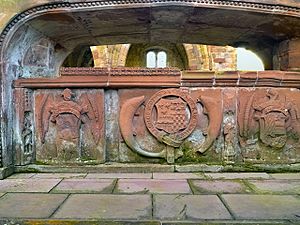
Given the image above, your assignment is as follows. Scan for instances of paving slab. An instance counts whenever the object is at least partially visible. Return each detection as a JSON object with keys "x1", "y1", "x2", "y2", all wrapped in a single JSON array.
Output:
[
  {"x1": 0, "y1": 193, "x2": 67, "y2": 218},
  {"x1": 86, "y1": 173, "x2": 152, "y2": 179},
  {"x1": 0, "y1": 221, "x2": 161, "y2": 225},
  {"x1": 205, "y1": 172, "x2": 270, "y2": 179},
  {"x1": 190, "y1": 180, "x2": 251, "y2": 194},
  {"x1": 247, "y1": 180, "x2": 300, "y2": 194},
  {"x1": 154, "y1": 195, "x2": 232, "y2": 220},
  {"x1": 162, "y1": 221, "x2": 289, "y2": 224},
  {"x1": 7, "y1": 173, "x2": 36, "y2": 179},
  {"x1": 270, "y1": 173, "x2": 300, "y2": 180},
  {"x1": 53, "y1": 194, "x2": 151, "y2": 219},
  {"x1": 116, "y1": 179, "x2": 191, "y2": 194},
  {"x1": 52, "y1": 179, "x2": 115, "y2": 193},
  {"x1": 0, "y1": 179, "x2": 62, "y2": 192},
  {"x1": 33, "y1": 173, "x2": 87, "y2": 179},
  {"x1": 153, "y1": 173, "x2": 205, "y2": 179},
  {"x1": 222, "y1": 194, "x2": 300, "y2": 220}
]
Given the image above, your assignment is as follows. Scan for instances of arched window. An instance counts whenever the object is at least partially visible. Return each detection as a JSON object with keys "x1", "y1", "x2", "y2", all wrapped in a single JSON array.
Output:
[
  {"x1": 146, "y1": 50, "x2": 167, "y2": 68},
  {"x1": 237, "y1": 48, "x2": 264, "y2": 71}
]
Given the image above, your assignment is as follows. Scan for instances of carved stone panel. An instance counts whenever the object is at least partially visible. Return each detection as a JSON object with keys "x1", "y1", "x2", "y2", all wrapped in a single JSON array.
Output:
[
  {"x1": 35, "y1": 89, "x2": 105, "y2": 163},
  {"x1": 14, "y1": 88, "x2": 34, "y2": 165},
  {"x1": 238, "y1": 88, "x2": 300, "y2": 163},
  {"x1": 119, "y1": 88, "x2": 224, "y2": 164}
]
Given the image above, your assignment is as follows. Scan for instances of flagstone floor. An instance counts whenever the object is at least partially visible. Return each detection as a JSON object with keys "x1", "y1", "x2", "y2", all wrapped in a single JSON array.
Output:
[{"x1": 0, "y1": 172, "x2": 299, "y2": 224}]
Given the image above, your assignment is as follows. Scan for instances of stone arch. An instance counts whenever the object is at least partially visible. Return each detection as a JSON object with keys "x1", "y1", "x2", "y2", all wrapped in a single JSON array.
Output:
[
  {"x1": 91, "y1": 44, "x2": 130, "y2": 67},
  {"x1": 0, "y1": 0, "x2": 299, "y2": 170}
]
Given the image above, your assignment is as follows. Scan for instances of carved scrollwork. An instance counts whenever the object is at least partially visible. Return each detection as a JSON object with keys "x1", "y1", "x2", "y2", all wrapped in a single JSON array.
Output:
[
  {"x1": 120, "y1": 88, "x2": 198, "y2": 163},
  {"x1": 196, "y1": 95, "x2": 223, "y2": 153}
]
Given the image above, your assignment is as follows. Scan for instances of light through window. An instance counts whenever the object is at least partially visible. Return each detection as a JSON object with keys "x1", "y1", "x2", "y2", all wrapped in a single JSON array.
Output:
[
  {"x1": 237, "y1": 48, "x2": 264, "y2": 71},
  {"x1": 146, "y1": 50, "x2": 167, "y2": 68}
]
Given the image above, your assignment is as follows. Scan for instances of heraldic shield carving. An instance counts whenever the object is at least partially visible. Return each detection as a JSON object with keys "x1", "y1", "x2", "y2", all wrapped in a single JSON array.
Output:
[
  {"x1": 120, "y1": 88, "x2": 198, "y2": 163},
  {"x1": 144, "y1": 89, "x2": 198, "y2": 148}
]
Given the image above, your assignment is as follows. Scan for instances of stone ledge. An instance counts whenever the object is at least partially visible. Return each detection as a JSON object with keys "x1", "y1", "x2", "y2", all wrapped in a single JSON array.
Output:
[
  {"x1": 14, "y1": 163, "x2": 175, "y2": 173},
  {"x1": 0, "y1": 220, "x2": 291, "y2": 225},
  {"x1": 0, "y1": 166, "x2": 14, "y2": 180}
]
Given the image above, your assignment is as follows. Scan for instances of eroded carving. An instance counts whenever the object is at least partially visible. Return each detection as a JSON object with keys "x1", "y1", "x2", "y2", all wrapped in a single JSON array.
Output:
[
  {"x1": 120, "y1": 88, "x2": 198, "y2": 163},
  {"x1": 37, "y1": 88, "x2": 103, "y2": 161},
  {"x1": 22, "y1": 111, "x2": 33, "y2": 162},
  {"x1": 119, "y1": 95, "x2": 166, "y2": 159},
  {"x1": 223, "y1": 112, "x2": 237, "y2": 164},
  {"x1": 196, "y1": 95, "x2": 223, "y2": 153},
  {"x1": 14, "y1": 88, "x2": 34, "y2": 165},
  {"x1": 239, "y1": 89, "x2": 300, "y2": 161}
]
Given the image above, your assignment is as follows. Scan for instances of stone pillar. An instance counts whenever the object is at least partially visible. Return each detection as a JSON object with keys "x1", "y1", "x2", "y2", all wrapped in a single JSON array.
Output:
[{"x1": 274, "y1": 38, "x2": 300, "y2": 71}]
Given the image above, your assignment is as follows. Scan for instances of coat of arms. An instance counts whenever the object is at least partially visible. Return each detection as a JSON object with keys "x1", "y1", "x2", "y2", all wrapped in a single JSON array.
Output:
[{"x1": 155, "y1": 98, "x2": 188, "y2": 134}]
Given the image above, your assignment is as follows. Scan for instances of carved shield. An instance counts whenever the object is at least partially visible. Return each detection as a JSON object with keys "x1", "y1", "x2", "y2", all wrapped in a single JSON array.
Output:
[{"x1": 155, "y1": 98, "x2": 188, "y2": 134}]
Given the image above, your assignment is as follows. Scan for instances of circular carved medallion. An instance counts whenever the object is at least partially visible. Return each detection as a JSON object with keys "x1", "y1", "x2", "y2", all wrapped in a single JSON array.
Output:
[{"x1": 144, "y1": 89, "x2": 198, "y2": 145}]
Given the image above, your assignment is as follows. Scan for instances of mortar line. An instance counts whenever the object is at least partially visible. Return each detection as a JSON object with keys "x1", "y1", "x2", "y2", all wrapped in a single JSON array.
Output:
[
  {"x1": 48, "y1": 193, "x2": 71, "y2": 218},
  {"x1": 48, "y1": 178, "x2": 65, "y2": 193},
  {"x1": 111, "y1": 178, "x2": 118, "y2": 194},
  {"x1": 241, "y1": 179, "x2": 256, "y2": 193},
  {"x1": 217, "y1": 193, "x2": 236, "y2": 220},
  {"x1": 151, "y1": 193, "x2": 154, "y2": 219},
  {"x1": 186, "y1": 179, "x2": 196, "y2": 194}
]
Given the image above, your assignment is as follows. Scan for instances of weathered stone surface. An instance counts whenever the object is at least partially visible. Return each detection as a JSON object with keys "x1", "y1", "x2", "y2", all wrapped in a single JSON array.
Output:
[
  {"x1": 53, "y1": 194, "x2": 151, "y2": 219},
  {"x1": 0, "y1": 179, "x2": 61, "y2": 192},
  {"x1": 205, "y1": 173, "x2": 270, "y2": 179},
  {"x1": 15, "y1": 164, "x2": 174, "y2": 173},
  {"x1": 270, "y1": 173, "x2": 300, "y2": 180},
  {"x1": 7, "y1": 173, "x2": 36, "y2": 179},
  {"x1": 248, "y1": 180, "x2": 300, "y2": 194},
  {"x1": 153, "y1": 173, "x2": 205, "y2": 179},
  {"x1": 86, "y1": 173, "x2": 152, "y2": 179},
  {"x1": 116, "y1": 179, "x2": 191, "y2": 194},
  {"x1": 175, "y1": 165, "x2": 224, "y2": 172},
  {"x1": 154, "y1": 195, "x2": 232, "y2": 220},
  {"x1": 0, "y1": 193, "x2": 67, "y2": 218},
  {"x1": 52, "y1": 179, "x2": 115, "y2": 193},
  {"x1": 238, "y1": 88, "x2": 300, "y2": 163},
  {"x1": 0, "y1": 167, "x2": 15, "y2": 180},
  {"x1": 222, "y1": 194, "x2": 300, "y2": 220},
  {"x1": 33, "y1": 173, "x2": 87, "y2": 179},
  {"x1": 1, "y1": 221, "x2": 161, "y2": 225},
  {"x1": 190, "y1": 180, "x2": 251, "y2": 194}
]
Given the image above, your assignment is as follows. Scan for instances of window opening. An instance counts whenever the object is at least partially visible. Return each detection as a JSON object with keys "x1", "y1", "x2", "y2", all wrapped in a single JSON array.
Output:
[
  {"x1": 237, "y1": 48, "x2": 264, "y2": 71},
  {"x1": 146, "y1": 50, "x2": 167, "y2": 68}
]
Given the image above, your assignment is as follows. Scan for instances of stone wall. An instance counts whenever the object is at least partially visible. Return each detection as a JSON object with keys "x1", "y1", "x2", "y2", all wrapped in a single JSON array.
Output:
[
  {"x1": 91, "y1": 44, "x2": 237, "y2": 71},
  {"x1": 12, "y1": 68, "x2": 300, "y2": 166}
]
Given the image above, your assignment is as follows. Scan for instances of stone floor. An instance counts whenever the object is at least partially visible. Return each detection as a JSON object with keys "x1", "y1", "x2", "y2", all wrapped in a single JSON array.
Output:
[{"x1": 0, "y1": 172, "x2": 299, "y2": 224}]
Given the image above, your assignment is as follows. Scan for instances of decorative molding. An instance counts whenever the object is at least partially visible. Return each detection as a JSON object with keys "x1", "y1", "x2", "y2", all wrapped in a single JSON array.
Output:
[
  {"x1": 0, "y1": 0, "x2": 300, "y2": 50},
  {"x1": 14, "y1": 70, "x2": 300, "y2": 89}
]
